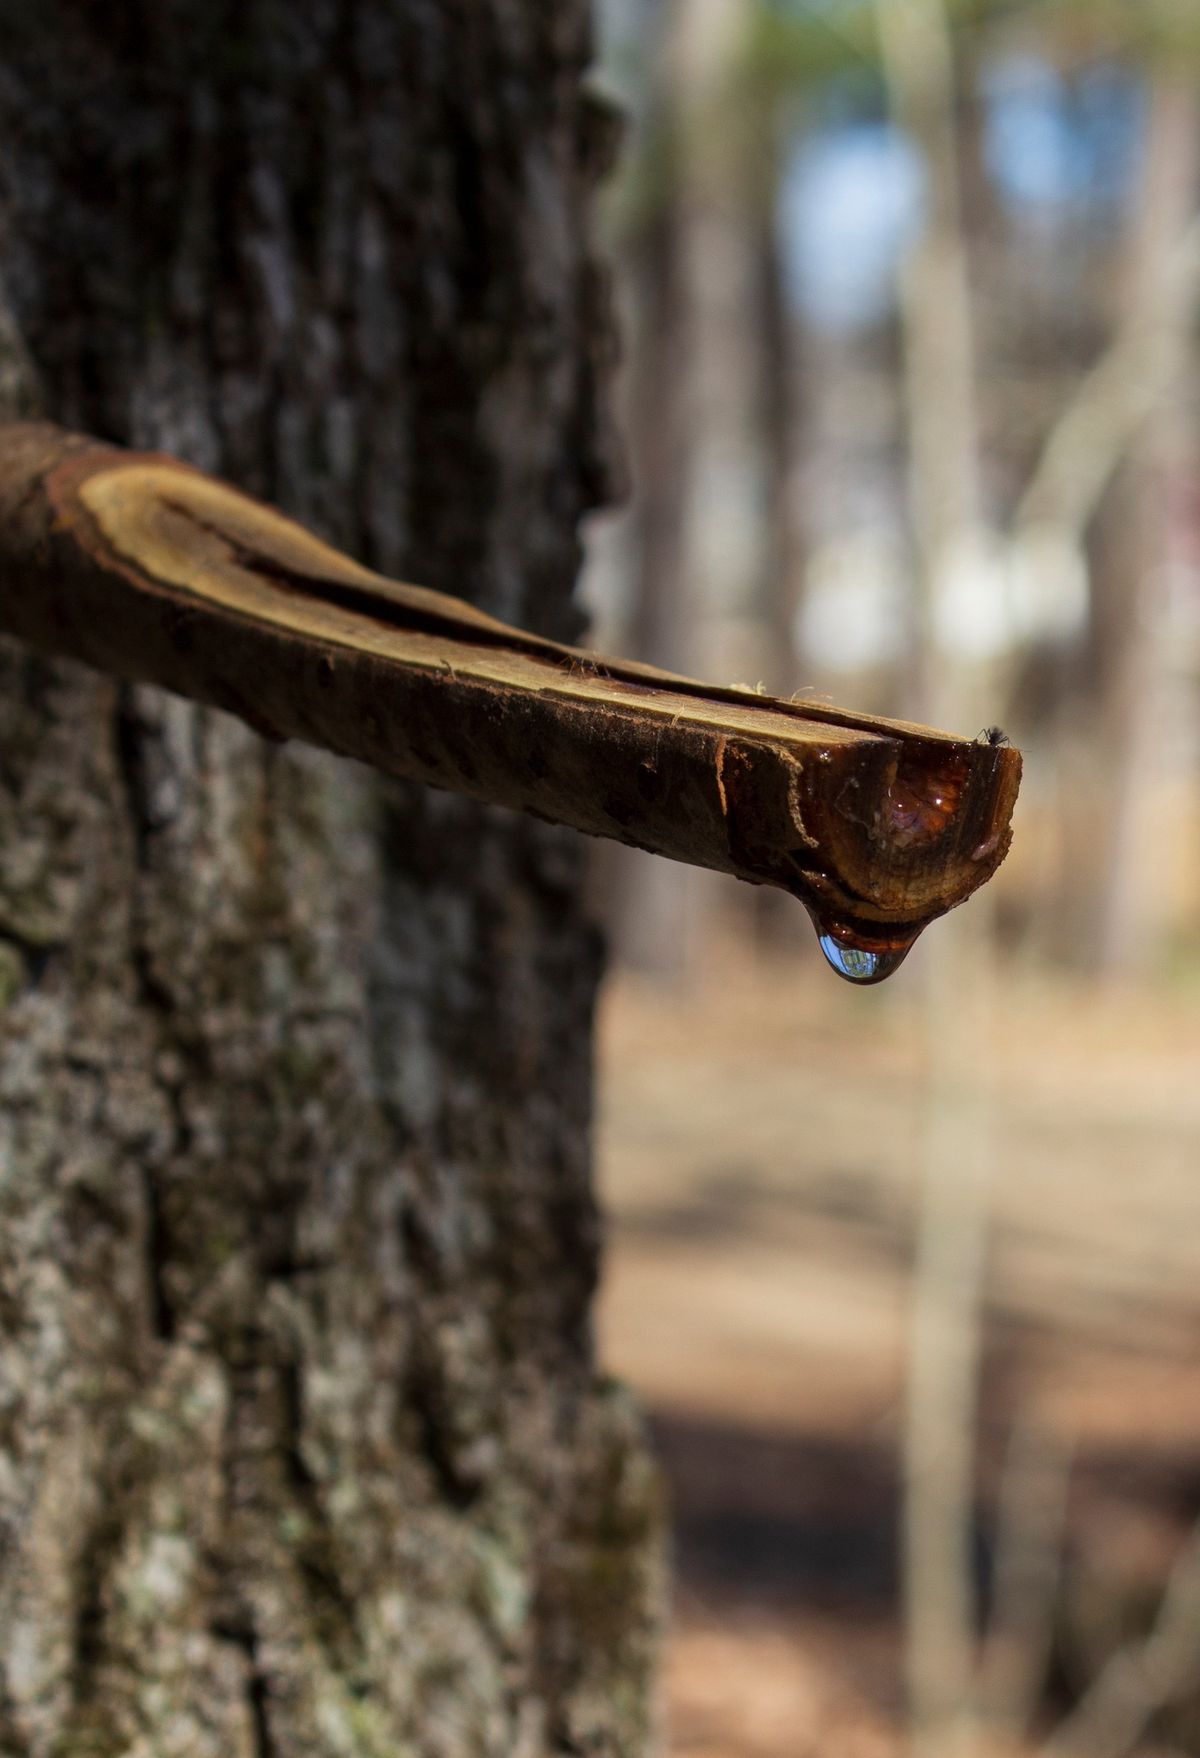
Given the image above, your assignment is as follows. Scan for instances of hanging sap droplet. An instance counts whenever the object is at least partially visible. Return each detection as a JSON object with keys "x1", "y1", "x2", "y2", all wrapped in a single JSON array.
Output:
[
  {"x1": 814, "y1": 919, "x2": 918, "y2": 986},
  {"x1": 818, "y1": 935, "x2": 903, "y2": 984}
]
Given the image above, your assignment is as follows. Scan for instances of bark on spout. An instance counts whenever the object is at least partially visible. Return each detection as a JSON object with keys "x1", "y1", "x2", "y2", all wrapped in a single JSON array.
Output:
[{"x1": 0, "y1": 420, "x2": 1020, "y2": 953}]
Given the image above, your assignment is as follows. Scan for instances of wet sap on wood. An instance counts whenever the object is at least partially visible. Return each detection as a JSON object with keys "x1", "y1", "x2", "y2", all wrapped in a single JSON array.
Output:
[{"x1": 807, "y1": 737, "x2": 1016, "y2": 985}]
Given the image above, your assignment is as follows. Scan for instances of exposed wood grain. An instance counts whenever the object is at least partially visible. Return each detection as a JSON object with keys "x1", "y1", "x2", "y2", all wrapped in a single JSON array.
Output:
[{"x1": 0, "y1": 420, "x2": 1019, "y2": 948}]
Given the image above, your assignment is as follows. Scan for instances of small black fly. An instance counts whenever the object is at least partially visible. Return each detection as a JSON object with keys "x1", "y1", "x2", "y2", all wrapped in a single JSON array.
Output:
[{"x1": 977, "y1": 725, "x2": 1010, "y2": 747}]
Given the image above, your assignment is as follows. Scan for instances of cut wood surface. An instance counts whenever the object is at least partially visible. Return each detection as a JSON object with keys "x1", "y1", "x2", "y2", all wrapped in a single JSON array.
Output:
[{"x1": 0, "y1": 420, "x2": 1019, "y2": 944}]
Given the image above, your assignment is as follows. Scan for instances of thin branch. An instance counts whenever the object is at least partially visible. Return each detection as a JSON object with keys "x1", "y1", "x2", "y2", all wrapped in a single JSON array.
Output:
[
  {"x1": 1013, "y1": 213, "x2": 1200, "y2": 547},
  {"x1": 980, "y1": 1417, "x2": 1075, "y2": 1742},
  {"x1": 0, "y1": 421, "x2": 1020, "y2": 948},
  {"x1": 1041, "y1": 1514, "x2": 1200, "y2": 1758}
]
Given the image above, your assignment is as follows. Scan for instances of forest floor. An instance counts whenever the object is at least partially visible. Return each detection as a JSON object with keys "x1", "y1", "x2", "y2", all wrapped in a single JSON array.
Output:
[{"x1": 595, "y1": 923, "x2": 1200, "y2": 1758}]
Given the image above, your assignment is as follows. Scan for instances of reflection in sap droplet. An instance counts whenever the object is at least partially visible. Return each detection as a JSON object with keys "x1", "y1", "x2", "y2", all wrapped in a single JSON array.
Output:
[{"x1": 815, "y1": 921, "x2": 918, "y2": 986}]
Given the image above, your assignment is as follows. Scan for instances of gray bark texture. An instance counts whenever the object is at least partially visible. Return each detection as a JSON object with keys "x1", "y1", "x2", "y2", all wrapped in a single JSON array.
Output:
[{"x1": 0, "y1": 6, "x2": 663, "y2": 1756}]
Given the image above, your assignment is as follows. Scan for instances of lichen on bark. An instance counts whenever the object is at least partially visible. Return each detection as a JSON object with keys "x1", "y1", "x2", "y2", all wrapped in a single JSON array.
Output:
[{"x1": 0, "y1": 5, "x2": 662, "y2": 1754}]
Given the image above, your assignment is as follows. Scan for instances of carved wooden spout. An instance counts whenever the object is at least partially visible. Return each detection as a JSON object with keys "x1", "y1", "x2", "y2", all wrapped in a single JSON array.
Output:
[{"x1": 0, "y1": 422, "x2": 1019, "y2": 977}]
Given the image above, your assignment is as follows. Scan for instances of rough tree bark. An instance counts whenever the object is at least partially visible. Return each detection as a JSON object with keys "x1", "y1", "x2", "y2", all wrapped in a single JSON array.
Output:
[{"x1": 0, "y1": 7, "x2": 663, "y2": 1756}]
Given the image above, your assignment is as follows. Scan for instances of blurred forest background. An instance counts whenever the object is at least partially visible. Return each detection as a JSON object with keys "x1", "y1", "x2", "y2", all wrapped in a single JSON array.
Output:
[{"x1": 580, "y1": 2, "x2": 1200, "y2": 1755}]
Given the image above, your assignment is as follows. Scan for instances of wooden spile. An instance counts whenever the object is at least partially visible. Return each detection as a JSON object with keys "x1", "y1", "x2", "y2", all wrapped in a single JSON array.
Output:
[{"x1": 0, "y1": 422, "x2": 1020, "y2": 981}]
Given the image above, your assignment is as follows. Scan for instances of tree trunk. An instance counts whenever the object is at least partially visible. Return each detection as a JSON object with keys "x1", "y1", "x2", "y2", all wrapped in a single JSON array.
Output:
[
  {"x1": 597, "y1": 192, "x2": 698, "y2": 980},
  {"x1": 0, "y1": 7, "x2": 662, "y2": 1756},
  {"x1": 604, "y1": 0, "x2": 701, "y2": 983},
  {"x1": 750, "y1": 156, "x2": 808, "y2": 949},
  {"x1": 605, "y1": 0, "x2": 756, "y2": 980},
  {"x1": 1083, "y1": 76, "x2": 1200, "y2": 977}
]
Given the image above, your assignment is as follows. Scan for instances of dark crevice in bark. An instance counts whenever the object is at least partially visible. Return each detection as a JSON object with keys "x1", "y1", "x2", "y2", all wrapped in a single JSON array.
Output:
[
  {"x1": 551, "y1": 1727, "x2": 586, "y2": 1756},
  {"x1": 405, "y1": 1350, "x2": 487, "y2": 1515},
  {"x1": 113, "y1": 684, "x2": 154, "y2": 871},
  {"x1": 141, "y1": 1161, "x2": 176, "y2": 1342},
  {"x1": 111, "y1": 688, "x2": 197, "y2": 1345},
  {"x1": 260, "y1": 1250, "x2": 336, "y2": 1283},
  {"x1": 211, "y1": 1352, "x2": 283, "y2": 1758},
  {"x1": 246, "y1": 1646, "x2": 277, "y2": 1758},
  {"x1": 212, "y1": 1619, "x2": 278, "y2": 1758},
  {"x1": 0, "y1": 930, "x2": 61, "y2": 991},
  {"x1": 71, "y1": 1502, "x2": 125, "y2": 1717},
  {"x1": 398, "y1": 1195, "x2": 442, "y2": 1285},
  {"x1": 0, "y1": 1659, "x2": 25, "y2": 1752},
  {"x1": 111, "y1": 691, "x2": 180, "y2": 1021}
]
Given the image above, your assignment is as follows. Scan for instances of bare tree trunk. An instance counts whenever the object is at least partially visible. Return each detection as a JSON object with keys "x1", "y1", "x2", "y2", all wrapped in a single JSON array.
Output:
[
  {"x1": 0, "y1": 7, "x2": 662, "y2": 1756},
  {"x1": 876, "y1": 6, "x2": 991, "y2": 1755},
  {"x1": 750, "y1": 163, "x2": 809, "y2": 948},
  {"x1": 753, "y1": 189, "x2": 803, "y2": 703},
  {"x1": 610, "y1": 0, "x2": 764, "y2": 977},
  {"x1": 606, "y1": 185, "x2": 698, "y2": 979},
  {"x1": 876, "y1": 0, "x2": 987, "y2": 733},
  {"x1": 1084, "y1": 77, "x2": 1200, "y2": 977}
]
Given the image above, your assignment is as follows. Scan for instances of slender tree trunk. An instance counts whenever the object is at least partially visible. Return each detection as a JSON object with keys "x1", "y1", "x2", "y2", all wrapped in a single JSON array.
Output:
[
  {"x1": 1084, "y1": 77, "x2": 1200, "y2": 977},
  {"x1": 877, "y1": 0, "x2": 987, "y2": 732},
  {"x1": 753, "y1": 184, "x2": 803, "y2": 704},
  {"x1": 0, "y1": 7, "x2": 662, "y2": 1756},
  {"x1": 750, "y1": 166, "x2": 808, "y2": 948},
  {"x1": 607, "y1": 0, "x2": 707, "y2": 984},
  {"x1": 877, "y1": 7, "x2": 992, "y2": 1756},
  {"x1": 610, "y1": 0, "x2": 763, "y2": 977},
  {"x1": 607, "y1": 191, "x2": 698, "y2": 978}
]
